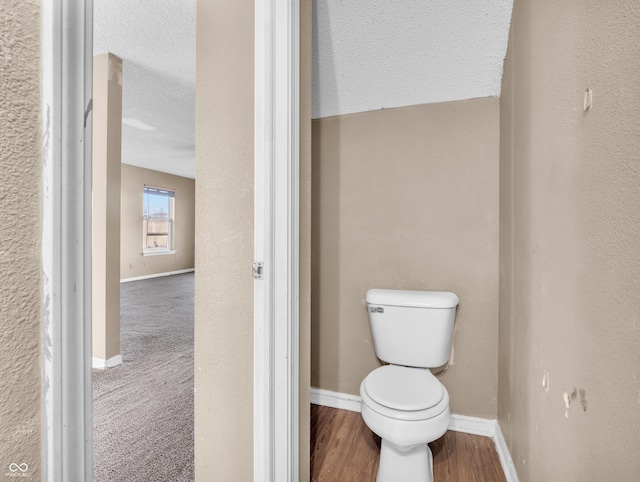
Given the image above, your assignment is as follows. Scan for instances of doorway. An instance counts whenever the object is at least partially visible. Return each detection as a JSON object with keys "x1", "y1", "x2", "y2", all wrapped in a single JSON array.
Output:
[
  {"x1": 91, "y1": 5, "x2": 197, "y2": 476},
  {"x1": 41, "y1": 1, "x2": 303, "y2": 480}
]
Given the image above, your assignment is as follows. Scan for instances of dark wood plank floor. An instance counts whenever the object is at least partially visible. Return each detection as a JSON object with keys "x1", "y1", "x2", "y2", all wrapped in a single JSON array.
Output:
[{"x1": 311, "y1": 404, "x2": 506, "y2": 482}]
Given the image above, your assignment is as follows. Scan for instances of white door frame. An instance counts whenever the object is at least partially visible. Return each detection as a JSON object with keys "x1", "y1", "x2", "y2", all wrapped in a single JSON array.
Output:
[
  {"x1": 41, "y1": 1, "x2": 94, "y2": 481},
  {"x1": 41, "y1": 1, "x2": 300, "y2": 480},
  {"x1": 254, "y1": 1, "x2": 300, "y2": 481}
]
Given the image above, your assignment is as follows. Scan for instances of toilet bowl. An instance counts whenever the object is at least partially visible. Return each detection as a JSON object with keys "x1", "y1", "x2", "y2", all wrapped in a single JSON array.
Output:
[
  {"x1": 360, "y1": 365, "x2": 450, "y2": 482},
  {"x1": 361, "y1": 289, "x2": 459, "y2": 481}
]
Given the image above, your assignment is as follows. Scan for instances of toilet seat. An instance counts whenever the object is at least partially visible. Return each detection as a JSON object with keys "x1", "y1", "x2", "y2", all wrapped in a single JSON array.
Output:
[
  {"x1": 361, "y1": 366, "x2": 449, "y2": 421},
  {"x1": 365, "y1": 365, "x2": 443, "y2": 410}
]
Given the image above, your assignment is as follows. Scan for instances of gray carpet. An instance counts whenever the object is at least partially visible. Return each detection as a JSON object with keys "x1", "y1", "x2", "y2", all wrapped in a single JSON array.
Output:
[{"x1": 93, "y1": 273, "x2": 194, "y2": 482}]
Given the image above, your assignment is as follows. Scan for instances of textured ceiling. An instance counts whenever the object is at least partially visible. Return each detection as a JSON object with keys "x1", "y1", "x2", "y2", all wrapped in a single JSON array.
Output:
[
  {"x1": 94, "y1": 1, "x2": 513, "y2": 176},
  {"x1": 94, "y1": 0, "x2": 196, "y2": 179},
  {"x1": 313, "y1": 0, "x2": 514, "y2": 119}
]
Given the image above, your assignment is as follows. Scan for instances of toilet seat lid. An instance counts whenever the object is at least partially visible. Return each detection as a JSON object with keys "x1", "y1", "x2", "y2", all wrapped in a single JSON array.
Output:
[{"x1": 363, "y1": 365, "x2": 444, "y2": 411}]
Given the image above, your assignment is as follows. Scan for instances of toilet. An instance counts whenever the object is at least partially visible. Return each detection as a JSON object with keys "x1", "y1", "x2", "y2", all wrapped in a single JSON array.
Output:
[{"x1": 360, "y1": 289, "x2": 459, "y2": 482}]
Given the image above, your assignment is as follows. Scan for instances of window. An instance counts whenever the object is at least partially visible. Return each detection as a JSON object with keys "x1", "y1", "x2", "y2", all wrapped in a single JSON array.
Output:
[{"x1": 143, "y1": 186, "x2": 175, "y2": 254}]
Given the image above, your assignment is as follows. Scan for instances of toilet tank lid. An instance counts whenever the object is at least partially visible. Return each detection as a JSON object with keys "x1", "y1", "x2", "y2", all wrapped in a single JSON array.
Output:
[{"x1": 366, "y1": 289, "x2": 459, "y2": 308}]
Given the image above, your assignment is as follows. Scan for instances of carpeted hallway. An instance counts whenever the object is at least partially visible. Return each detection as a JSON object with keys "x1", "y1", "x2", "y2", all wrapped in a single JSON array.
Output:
[{"x1": 93, "y1": 273, "x2": 194, "y2": 482}]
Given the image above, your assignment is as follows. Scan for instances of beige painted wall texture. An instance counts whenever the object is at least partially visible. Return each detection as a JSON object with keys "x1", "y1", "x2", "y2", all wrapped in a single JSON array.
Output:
[
  {"x1": 299, "y1": 0, "x2": 312, "y2": 478},
  {"x1": 195, "y1": 1, "x2": 311, "y2": 477},
  {"x1": 499, "y1": 1, "x2": 640, "y2": 480},
  {"x1": 92, "y1": 53, "x2": 122, "y2": 362},
  {"x1": 120, "y1": 164, "x2": 195, "y2": 280},
  {"x1": 195, "y1": 1, "x2": 255, "y2": 479},
  {"x1": 0, "y1": 1, "x2": 42, "y2": 479},
  {"x1": 312, "y1": 97, "x2": 500, "y2": 418}
]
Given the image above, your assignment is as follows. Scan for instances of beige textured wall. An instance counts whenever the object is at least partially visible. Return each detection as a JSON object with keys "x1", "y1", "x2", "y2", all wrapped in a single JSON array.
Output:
[
  {"x1": 92, "y1": 53, "x2": 122, "y2": 362},
  {"x1": 0, "y1": 0, "x2": 42, "y2": 478},
  {"x1": 195, "y1": 1, "x2": 311, "y2": 477},
  {"x1": 312, "y1": 97, "x2": 500, "y2": 418},
  {"x1": 194, "y1": 1, "x2": 254, "y2": 478},
  {"x1": 299, "y1": 0, "x2": 312, "y2": 478},
  {"x1": 499, "y1": 1, "x2": 640, "y2": 480},
  {"x1": 120, "y1": 164, "x2": 195, "y2": 280}
]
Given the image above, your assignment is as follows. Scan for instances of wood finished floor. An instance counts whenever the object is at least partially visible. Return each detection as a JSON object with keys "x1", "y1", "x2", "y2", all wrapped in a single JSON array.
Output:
[{"x1": 311, "y1": 404, "x2": 506, "y2": 482}]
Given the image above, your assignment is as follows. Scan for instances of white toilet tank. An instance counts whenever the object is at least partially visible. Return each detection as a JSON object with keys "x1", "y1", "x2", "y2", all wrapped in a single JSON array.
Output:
[{"x1": 366, "y1": 289, "x2": 459, "y2": 368}]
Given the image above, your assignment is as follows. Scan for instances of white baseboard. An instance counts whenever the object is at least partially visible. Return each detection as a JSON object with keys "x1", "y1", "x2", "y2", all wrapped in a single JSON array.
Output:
[
  {"x1": 448, "y1": 413, "x2": 496, "y2": 437},
  {"x1": 310, "y1": 387, "x2": 518, "y2": 482},
  {"x1": 120, "y1": 268, "x2": 194, "y2": 283},
  {"x1": 493, "y1": 420, "x2": 519, "y2": 482},
  {"x1": 92, "y1": 354, "x2": 123, "y2": 369},
  {"x1": 310, "y1": 387, "x2": 361, "y2": 412}
]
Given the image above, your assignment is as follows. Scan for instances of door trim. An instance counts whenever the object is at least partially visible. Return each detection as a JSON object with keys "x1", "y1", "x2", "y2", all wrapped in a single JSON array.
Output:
[
  {"x1": 254, "y1": 0, "x2": 300, "y2": 480},
  {"x1": 41, "y1": 1, "x2": 93, "y2": 480},
  {"x1": 42, "y1": 0, "x2": 300, "y2": 480}
]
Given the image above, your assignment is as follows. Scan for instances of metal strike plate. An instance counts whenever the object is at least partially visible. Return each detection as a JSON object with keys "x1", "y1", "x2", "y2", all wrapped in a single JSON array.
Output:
[{"x1": 253, "y1": 262, "x2": 264, "y2": 280}]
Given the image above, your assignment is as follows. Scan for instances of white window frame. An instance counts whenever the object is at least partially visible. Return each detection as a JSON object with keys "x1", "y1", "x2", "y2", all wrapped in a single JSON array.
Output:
[
  {"x1": 142, "y1": 185, "x2": 176, "y2": 256},
  {"x1": 41, "y1": 1, "x2": 300, "y2": 481}
]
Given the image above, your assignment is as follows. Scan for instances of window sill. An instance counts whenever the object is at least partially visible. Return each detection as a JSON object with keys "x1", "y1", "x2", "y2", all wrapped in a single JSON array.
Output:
[{"x1": 142, "y1": 249, "x2": 177, "y2": 257}]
